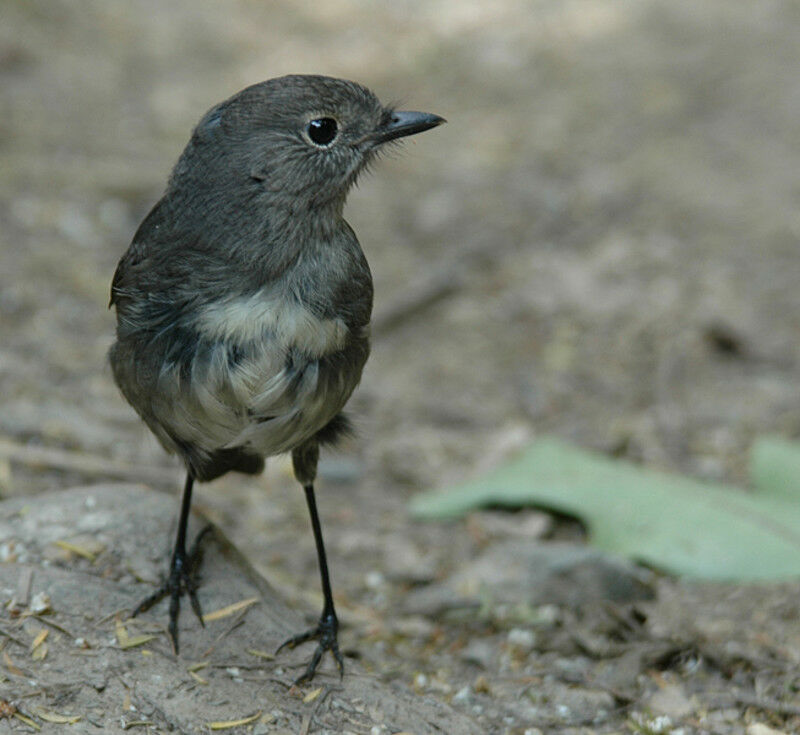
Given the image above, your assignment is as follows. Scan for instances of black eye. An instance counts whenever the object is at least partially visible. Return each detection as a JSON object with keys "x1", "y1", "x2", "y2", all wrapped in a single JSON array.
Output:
[{"x1": 307, "y1": 117, "x2": 338, "y2": 146}]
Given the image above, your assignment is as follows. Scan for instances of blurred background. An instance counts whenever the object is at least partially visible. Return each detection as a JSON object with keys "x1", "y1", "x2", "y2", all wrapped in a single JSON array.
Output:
[{"x1": 2, "y1": 0, "x2": 800, "y2": 727}]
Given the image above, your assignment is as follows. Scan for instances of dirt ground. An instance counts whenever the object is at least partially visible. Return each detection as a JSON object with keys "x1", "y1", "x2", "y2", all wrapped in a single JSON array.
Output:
[{"x1": 2, "y1": 1, "x2": 800, "y2": 733}]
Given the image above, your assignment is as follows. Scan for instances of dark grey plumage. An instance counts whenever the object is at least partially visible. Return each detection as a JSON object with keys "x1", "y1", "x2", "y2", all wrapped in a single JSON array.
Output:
[{"x1": 108, "y1": 74, "x2": 444, "y2": 680}]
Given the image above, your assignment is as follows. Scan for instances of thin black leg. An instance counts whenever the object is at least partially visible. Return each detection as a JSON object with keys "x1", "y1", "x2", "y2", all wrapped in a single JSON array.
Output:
[
  {"x1": 276, "y1": 483, "x2": 344, "y2": 683},
  {"x1": 131, "y1": 472, "x2": 209, "y2": 653},
  {"x1": 173, "y1": 472, "x2": 195, "y2": 562},
  {"x1": 306, "y1": 484, "x2": 335, "y2": 619}
]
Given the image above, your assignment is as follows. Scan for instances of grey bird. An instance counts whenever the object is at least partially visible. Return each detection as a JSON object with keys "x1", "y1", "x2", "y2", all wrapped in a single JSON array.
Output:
[{"x1": 109, "y1": 75, "x2": 444, "y2": 682}]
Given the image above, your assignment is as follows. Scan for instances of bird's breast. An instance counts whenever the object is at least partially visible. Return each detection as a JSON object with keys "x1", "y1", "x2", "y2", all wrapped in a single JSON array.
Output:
[{"x1": 195, "y1": 289, "x2": 349, "y2": 358}]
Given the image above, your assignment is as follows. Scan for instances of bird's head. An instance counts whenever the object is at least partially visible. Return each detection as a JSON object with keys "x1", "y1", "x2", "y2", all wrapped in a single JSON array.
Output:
[{"x1": 173, "y1": 75, "x2": 445, "y2": 211}]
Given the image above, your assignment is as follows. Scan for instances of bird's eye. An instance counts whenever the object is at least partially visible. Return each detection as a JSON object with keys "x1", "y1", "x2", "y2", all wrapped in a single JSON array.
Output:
[{"x1": 307, "y1": 117, "x2": 338, "y2": 147}]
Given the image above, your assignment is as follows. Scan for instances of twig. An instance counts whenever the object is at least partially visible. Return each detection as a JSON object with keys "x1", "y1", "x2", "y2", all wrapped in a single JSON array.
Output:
[
  {"x1": 0, "y1": 626, "x2": 27, "y2": 649},
  {"x1": 31, "y1": 615, "x2": 76, "y2": 639},
  {"x1": 201, "y1": 608, "x2": 250, "y2": 658},
  {"x1": 0, "y1": 436, "x2": 177, "y2": 486},
  {"x1": 91, "y1": 607, "x2": 130, "y2": 630},
  {"x1": 371, "y1": 235, "x2": 509, "y2": 338},
  {"x1": 372, "y1": 268, "x2": 463, "y2": 337},
  {"x1": 16, "y1": 568, "x2": 33, "y2": 608},
  {"x1": 121, "y1": 719, "x2": 155, "y2": 730},
  {"x1": 303, "y1": 685, "x2": 333, "y2": 734}
]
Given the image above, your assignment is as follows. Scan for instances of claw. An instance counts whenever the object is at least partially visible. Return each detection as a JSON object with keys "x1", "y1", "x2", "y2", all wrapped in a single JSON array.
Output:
[
  {"x1": 277, "y1": 611, "x2": 343, "y2": 684},
  {"x1": 131, "y1": 524, "x2": 212, "y2": 653}
]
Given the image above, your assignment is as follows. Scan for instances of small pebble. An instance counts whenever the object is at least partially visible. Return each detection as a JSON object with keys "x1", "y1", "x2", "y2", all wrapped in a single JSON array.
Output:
[
  {"x1": 0, "y1": 541, "x2": 17, "y2": 562},
  {"x1": 226, "y1": 667, "x2": 241, "y2": 678},
  {"x1": 534, "y1": 604, "x2": 561, "y2": 626},
  {"x1": 507, "y1": 627, "x2": 536, "y2": 654},
  {"x1": 460, "y1": 639, "x2": 494, "y2": 668},
  {"x1": 30, "y1": 592, "x2": 51, "y2": 613}
]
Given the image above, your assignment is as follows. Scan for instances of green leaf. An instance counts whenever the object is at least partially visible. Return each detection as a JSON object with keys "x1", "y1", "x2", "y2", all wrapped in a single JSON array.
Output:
[
  {"x1": 410, "y1": 437, "x2": 800, "y2": 581},
  {"x1": 750, "y1": 435, "x2": 800, "y2": 502}
]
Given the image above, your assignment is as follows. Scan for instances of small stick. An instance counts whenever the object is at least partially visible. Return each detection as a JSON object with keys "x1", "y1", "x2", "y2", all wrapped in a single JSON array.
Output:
[
  {"x1": 201, "y1": 608, "x2": 250, "y2": 658},
  {"x1": 31, "y1": 615, "x2": 76, "y2": 639},
  {"x1": 16, "y1": 568, "x2": 33, "y2": 608},
  {"x1": 0, "y1": 436, "x2": 177, "y2": 486},
  {"x1": 0, "y1": 625, "x2": 27, "y2": 648},
  {"x1": 372, "y1": 268, "x2": 462, "y2": 337}
]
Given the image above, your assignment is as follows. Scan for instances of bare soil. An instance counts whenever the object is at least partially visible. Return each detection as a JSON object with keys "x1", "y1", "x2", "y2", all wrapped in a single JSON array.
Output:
[{"x1": 2, "y1": 1, "x2": 800, "y2": 732}]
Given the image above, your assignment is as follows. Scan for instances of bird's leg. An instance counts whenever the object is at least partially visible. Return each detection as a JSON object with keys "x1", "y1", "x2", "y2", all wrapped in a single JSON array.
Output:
[
  {"x1": 131, "y1": 472, "x2": 210, "y2": 653},
  {"x1": 277, "y1": 442, "x2": 344, "y2": 684}
]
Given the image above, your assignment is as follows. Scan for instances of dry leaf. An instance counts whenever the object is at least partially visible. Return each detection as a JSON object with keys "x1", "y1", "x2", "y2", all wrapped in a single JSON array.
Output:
[
  {"x1": 2, "y1": 652, "x2": 23, "y2": 676},
  {"x1": 202, "y1": 597, "x2": 259, "y2": 623},
  {"x1": 120, "y1": 720, "x2": 154, "y2": 730},
  {"x1": 303, "y1": 687, "x2": 323, "y2": 704},
  {"x1": 115, "y1": 620, "x2": 129, "y2": 646},
  {"x1": 119, "y1": 634, "x2": 156, "y2": 650},
  {"x1": 30, "y1": 628, "x2": 48, "y2": 651},
  {"x1": 33, "y1": 708, "x2": 81, "y2": 724},
  {"x1": 208, "y1": 711, "x2": 261, "y2": 729},
  {"x1": 247, "y1": 648, "x2": 275, "y2": 660},
  {"x1": 54, "y1": 540, "x2": 98, "y2": 561},
  {"x1": 115, "y1": 619, "x2": 155, "y2": 648},
  {"x1": 13, "y1": 712, "x2": 41, "y2": 731}
]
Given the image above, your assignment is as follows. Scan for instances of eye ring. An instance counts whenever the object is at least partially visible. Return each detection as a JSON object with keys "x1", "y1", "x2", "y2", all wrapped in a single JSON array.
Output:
[{"x1": 306, "y1": 117, "x2": 338, "y2": 147}]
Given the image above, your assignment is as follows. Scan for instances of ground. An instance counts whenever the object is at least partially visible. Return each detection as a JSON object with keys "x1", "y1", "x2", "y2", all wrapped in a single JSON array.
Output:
[{"x1": 1, "y1": 1, "x2": 800, "y2": 733}]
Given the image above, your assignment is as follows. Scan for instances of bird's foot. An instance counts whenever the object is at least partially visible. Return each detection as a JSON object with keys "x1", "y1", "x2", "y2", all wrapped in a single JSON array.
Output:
[
  {"x1": 130, "y1": 525, "x2": 213, "y2": 653},
  {"x1": 276, "y1": 610, "x2": 344, "y2": 684}
]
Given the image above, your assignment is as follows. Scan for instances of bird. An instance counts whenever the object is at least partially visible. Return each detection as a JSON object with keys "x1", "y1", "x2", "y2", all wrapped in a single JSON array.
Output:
[{"x1": 108, "y1": 74, "x2": 444, "y2": 683}]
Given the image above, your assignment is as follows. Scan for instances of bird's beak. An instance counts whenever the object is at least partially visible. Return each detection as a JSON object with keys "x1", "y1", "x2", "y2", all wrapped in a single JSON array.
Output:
[{"x1": 369, "y1": 110, "x2": 446, "y2": 145}]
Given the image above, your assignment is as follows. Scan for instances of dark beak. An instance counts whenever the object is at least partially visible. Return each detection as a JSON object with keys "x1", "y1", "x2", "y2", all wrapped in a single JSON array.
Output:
[{"x1": 370, "y1": 110, "x2": 446, "y2": 145}]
